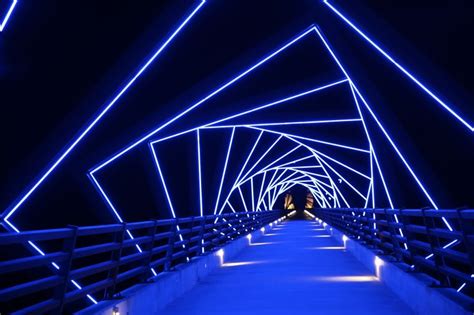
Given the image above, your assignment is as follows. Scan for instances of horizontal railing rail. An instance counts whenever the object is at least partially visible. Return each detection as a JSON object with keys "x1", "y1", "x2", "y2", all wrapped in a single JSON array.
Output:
[
  {"x1": 313, "y1": 207, "x2": 474, "y2": 297},
  {"x1": 0, "y1": 210, "x2": 285, "y2": 314}
]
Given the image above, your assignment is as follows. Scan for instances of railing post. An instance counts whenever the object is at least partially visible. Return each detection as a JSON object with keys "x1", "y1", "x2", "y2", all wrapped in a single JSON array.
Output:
[
  {"x1": 398, "y1": 209, "x2": 418, "y2": 271},
  {"x1": 236, "y1": 213, "x2": 242, "y2": 235},
  {"x1": 384, "y1": 208, "x2": 402, "y2": 261},
  {"x1": 164, "y1": 219, "x2": 178, "y2": 271},
  {"x1": 199, "y1": 216, "x2": 206, "y2": 254},
  {"x1": 53, "y1": 225, "x2": 78, "y2": 314},
  {"x1": 104, "y1": 222, "x2": 127, "y2": 299},
  {"x1": 456, "y1": 209, "x2": 474, "y2": 275},
  {"x1": 252, "y1": 213, "x2": 258, "y2": 230},
  {"x1": 186, "y1": 216, "x2": 195, "y2": 258},
  {"x1": 421, "y1": 209, "x2": 450, "y2": 287},
  {"x1": 218, "y1": 214, "x2": 226, "y2": 245},
  {"x1": 141, "y1": 220, "x2": 158, "y2": 282}
]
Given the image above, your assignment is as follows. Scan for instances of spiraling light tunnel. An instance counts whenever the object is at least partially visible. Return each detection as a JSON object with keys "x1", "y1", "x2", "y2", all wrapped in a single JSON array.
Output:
[{"x1": 2, "y1": 0, "x2": 472, "y2": 305}]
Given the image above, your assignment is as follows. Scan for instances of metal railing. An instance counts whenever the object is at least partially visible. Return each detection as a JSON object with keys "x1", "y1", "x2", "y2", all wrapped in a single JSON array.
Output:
[
  {"x1": 0, "y1": 210, "x2": 284, "y2": 314},
  {"x1": 313, "y1": 208, "x2": 474, "y2": 296}
]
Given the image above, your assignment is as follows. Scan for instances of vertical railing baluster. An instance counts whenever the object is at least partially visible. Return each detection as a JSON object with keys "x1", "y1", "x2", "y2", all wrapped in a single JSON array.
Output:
[
  {"x1": 456, "y1": 208, "x2": 474, "y2": 287},
  {"x1": 165, "y1": 219, "x2": 178, "y2": 271},
  {"x1": 142, "y1": 220, "x2": 158, "y2": 282},
  {"x1": 400, "y1": 209, "x2": 419, "y2": 271},
  {"x1": 219, "y1": 214, "x2": 226, "y2": 245},
  {"x1": 53, "y1": 225, "x2": 78, "y2": 314},
  {"x1": 385, "y1": 208, "x2": 401, "y2": 260},
  {"x1": 187, "y1": 216, "x2": 195, "y2": 258},
  {"x1": 104, "y1": 222, "x2": 126, "y2": 299},
  {"x1": 199, "y1": 216, "x2": 206, "y2": 254},
  {"x1": 422, "y1": 209, "x2": 450, "y2": 287}
]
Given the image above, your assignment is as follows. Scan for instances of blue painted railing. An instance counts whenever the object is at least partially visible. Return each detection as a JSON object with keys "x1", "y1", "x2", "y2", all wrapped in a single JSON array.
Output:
[
  {"x1": 313, "y1": 208, "x2": 474, "y2": 297},
  {"x1": 0, "y1": 210, "x2": 284, "y2": 314}
]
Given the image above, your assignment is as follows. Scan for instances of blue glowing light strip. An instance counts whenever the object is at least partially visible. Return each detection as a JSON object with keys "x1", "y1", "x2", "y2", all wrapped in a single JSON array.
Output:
[
  {"x1": 314, "y1": 149, "x2": 367, "y2": 200},
  {"x1": 214, "y1": 127, "x2": 235, "y2": 214},
  {"x1": 257, "y1": 172, "x2": 267, "y2": 210},
  {"x1": 314, "y1": 25, "x2": 452, "y2": 243},
  {"x1": 90, "y1": 26, "x2": 319, "y2": 175},
  {"x1": 269, "y1": 169, "x2": 288, "y2": 191},
  {"x1": 0, "y1": 0, "x2": 17, "y2": 32},
  {"x1": 250, "y1": 177, "x2": 255, "y2": 211},
  {"x1": 248, "y1": 126, "x2": 371, "y2": 180},
  {"x1": 89, "y1": 173, "x2": 125, "y2": 222},
  {"x1": 244, "y1": 158, "x2": 330, "y2": 207},
  {"x1": 148, "y1": 79, "x2": 351, "y2": 145},
  {"x1": 306, "y1": 151, "x2": 360, "y2": 206},
  {"x1": 262, "y1": 172, "x2": 324, "y2": 208},
  {"x1": 237, "y1": 135, "x2": 283, "y2": 189},
  {"x1": 196, "y1": 129, "x2": 203, "y2": 216},
  {"x1": 247, "y1": 165, "x2": 323, "y2": 183},
  {"x1": 284, "y1": 138, "x2": 348, "y2": 207},
  {"x1": 150, "y1": 117, "x2": 356, "y2": 144},
  {"x1": 3, "y1": 217, "x2": 99, "y2": 304},
  {"x1": 207, "y1": 118, "x2": 362, "y2": 128},
  {"x1": 256, "y1": 170, "x2": 277, "y2": 211},
  {"x1": 149, "y1": 143, "x2": 186, "y2": 248},
  {"x1": 251, "y1": 158, "x2": 330, "y2": 208},
  {"x1": 280, "y1": 170, "x2": 320, "y2": 186},
  {"x1": 272, "y1": 154, "x2": 314, "y2": 168},
  {"x1": 89, "y1": 26, "x2": 338, "y2": 225},
  {"x1": 205, "y1": 78, "x2": 348, "y2": 127},
  {"x1": 3, "y1": 0, "x2": 206, "y2": 221},
  {"x1": 248, "y1": 125, "x2": 370, "y2": 153},
  {"x1": 150, "y1": 144, "x2": 177, "y2": 218},
  {"x1": 237, "y1": 186, "x2": 249, "y2": 212},
  {"x1": 237, "y1": 159, "x2": 323, "y2": 189},
  {"x1": 348, "y1": 83, "x2": 393, "y2": 208},
  {"x1": 306, "y1": 154, "x2": 339, "y2": 207},
  {"x1": 237, "y1": 144, "x2": 302, "y2": 186},
  {"x1": 323, "y1": 0, "x2": 473, "y2": 131},
  {"x1": 230, "y1": 130, "x2": 264, "y2": 187},
  {"x1": 216, "y1": 130, "x2": 264, "y2": 215},
  {"x1": 262, "y1": 170, "x2": 280, "y2": 209},
  {"x1": 92, "y1": 24, "x2": 369, "y2": 228},
  {"x1": 314, "y1": 26, "x2": 447, "y2": 217}
]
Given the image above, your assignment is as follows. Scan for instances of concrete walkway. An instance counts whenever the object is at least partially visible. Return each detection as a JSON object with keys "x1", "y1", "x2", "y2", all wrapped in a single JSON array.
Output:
[{"x1": 161, "y1": 219, "x2": 413, "y2": 314}]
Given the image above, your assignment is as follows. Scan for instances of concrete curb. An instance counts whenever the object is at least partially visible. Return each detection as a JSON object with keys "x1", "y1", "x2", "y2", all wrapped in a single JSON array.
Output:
[
  {"x1": 320, "y1": 220, "x2": 473, "y2": 315},
  {"x1": 77, "y1": 218, "x2": 286, "y2": 315}
]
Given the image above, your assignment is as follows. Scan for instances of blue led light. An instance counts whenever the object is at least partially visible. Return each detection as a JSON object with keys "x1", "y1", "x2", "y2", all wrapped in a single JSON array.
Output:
[
  {"x1": 206, "y1": 118, "x2": 362, "y2": 129},
  {"x1": 2, "y1": 0, "x2": 463, "y2": 303},
  {"x1": 314, "y1": 26, "x2": 441, "y2": 208},
  {"x1": 323, "y1": 0, "x2": 473, "y2": 131},
  {"x1": 314, "y1": 24, "x2": 453, "y2": 235},
  {"x1": 89, "y1": 26, "x2": 319, "y2": 177},
  {"x1": 88, "y1": 26, "x2": 343, "y2": 226},
  {"x1": 3, "y1": 0, "x2": 206, "y2": 222},
  {"x1": 0, "y1": 0, "x2": 17, "y2": 32},
  {"x1": 216, "y1": 130, "x2": 264, "y2": 214},
  {"x1": 196, "y1": 129, "x2": 204, "y2": 217},
  {"x1": 214, "y1": 128, "x2": 236, "y2": 214},
  {"x1": 2, "y1": 2, "x2": 206, "y2": 307},
  {"x1": 147, "y1": 79, "x2": 351, "y2": 146},
  {"x1": 149, "y1": 142, "x2": 187, "y2": 247}
]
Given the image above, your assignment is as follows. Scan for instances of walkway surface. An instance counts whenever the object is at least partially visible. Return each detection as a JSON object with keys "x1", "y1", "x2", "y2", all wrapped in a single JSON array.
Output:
[{"x1": 161, "y1": 219, "x2": 413, "y2": 314}]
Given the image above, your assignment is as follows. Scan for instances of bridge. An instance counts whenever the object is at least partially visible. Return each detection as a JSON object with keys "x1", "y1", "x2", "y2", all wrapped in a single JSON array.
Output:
[
  {"x1": 1, "y1": 208, "x2": 473, "y2": 314},
  {"x1": 1, "y1": 1, "x2": 473, "y2": 314}
]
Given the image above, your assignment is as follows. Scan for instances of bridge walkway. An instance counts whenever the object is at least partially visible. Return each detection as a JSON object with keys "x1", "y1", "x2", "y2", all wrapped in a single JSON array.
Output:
[{"x1": 161, "y1": 219, "x2": 413, "y2": 314}]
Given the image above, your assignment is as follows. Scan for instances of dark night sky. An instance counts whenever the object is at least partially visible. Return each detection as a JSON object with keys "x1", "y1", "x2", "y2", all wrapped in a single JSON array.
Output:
[{"x1": 0, "y1": 0, "x2": 472, "y2": 230}]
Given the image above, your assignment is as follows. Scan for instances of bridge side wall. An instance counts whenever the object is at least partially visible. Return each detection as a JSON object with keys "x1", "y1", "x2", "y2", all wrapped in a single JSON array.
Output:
[
  {"x1": 323, "y1": 224, "x2": 473, "y2": 315},
  {"x1": 77, "y1": 223, "x2": 277, "y2": 315}
]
